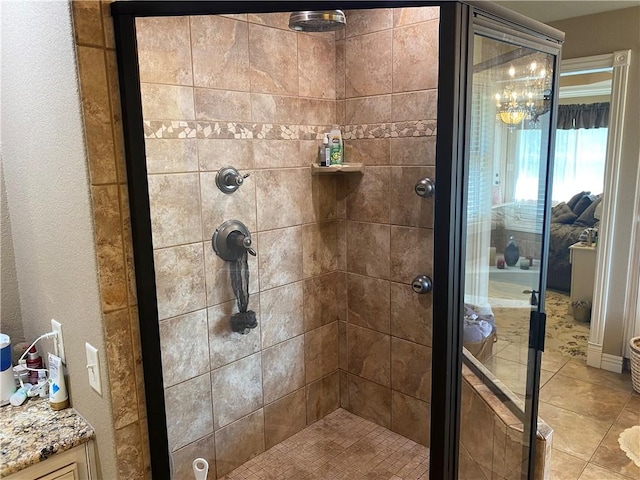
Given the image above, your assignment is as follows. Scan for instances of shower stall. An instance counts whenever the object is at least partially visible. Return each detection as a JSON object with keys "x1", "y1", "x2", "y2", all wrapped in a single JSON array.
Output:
[{"x1": 111, "y1": 2, "x2": 563, "y2": 479}]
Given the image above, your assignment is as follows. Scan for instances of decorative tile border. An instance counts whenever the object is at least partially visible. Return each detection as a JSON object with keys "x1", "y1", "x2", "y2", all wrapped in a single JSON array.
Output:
[{"x1": 143, "y1": 120, "x2": 437, "y2": 140}]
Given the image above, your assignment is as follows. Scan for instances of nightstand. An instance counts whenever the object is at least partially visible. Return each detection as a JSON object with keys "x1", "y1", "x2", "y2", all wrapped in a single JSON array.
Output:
[{"x1": 569, "y1": 242, "x2": 597, "y2": 304}]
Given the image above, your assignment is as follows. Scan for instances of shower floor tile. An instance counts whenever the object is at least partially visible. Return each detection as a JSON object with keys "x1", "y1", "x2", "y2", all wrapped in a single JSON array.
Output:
[{"x1": 220, "y1": 408, "x2": 430, "y2": 480}]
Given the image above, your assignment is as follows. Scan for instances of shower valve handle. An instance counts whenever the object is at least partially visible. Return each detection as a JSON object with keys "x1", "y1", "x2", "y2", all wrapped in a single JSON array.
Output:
[
  {"x1": 241, "y1": 236, "x2": 257, "y2": 257},
  {"x1": 216, "y1": 166, "x2": 249, "y2": 194}
]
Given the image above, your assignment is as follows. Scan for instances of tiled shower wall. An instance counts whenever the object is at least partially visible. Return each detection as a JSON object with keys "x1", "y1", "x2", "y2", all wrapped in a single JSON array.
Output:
[
  {"x1": 336, "y1": 8, "x2": 439, "y2": 447},
  {"x1": 136, "y1": 13, "x2": 343, "y2": 478}
]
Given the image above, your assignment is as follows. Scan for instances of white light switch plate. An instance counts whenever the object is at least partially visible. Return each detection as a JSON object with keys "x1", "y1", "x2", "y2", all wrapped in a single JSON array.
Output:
[{"x1": 85, "y1": 343, "x2": 102, "y2": 395}]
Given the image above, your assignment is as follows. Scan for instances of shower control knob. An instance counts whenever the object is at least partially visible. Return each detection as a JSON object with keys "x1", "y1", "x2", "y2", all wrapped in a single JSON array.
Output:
[
  {"x1": 415, "y1": 177, "x2": 435, "y2": 198},
  {"x1": 216, "y1": 166, "x2": 250, "y2": 194},
  {"x1": 411, "y1": 275, "x2": 433, "y2": 295}
]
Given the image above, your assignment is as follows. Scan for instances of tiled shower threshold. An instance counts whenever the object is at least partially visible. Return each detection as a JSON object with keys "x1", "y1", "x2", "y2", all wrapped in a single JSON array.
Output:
[{"x1": 220, "y1": 409, "x2": 430, "y2": 480}]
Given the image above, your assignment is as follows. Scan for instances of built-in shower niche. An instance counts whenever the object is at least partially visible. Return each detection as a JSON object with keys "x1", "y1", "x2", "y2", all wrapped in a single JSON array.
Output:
[{"x1": 137, "y1": 7, "x2": 438, "y2": 479}]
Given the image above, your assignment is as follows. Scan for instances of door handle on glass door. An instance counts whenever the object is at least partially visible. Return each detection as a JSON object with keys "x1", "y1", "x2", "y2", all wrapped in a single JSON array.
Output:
[{"x1": 412, "y1": 275, "x2": 432, "y2": 294}]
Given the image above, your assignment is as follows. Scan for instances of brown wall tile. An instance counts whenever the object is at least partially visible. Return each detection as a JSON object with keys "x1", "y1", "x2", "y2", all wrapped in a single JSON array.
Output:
[
  {"x1": 390, "y1": 282, "x2": 432, "y2": 346},
  {"x1": 344, "y1": 9, "x2": 393, "y2": 37},
  {"x1": 148, "y1": 173, "x2": 203, "y2": 248},
  {"x1": 302, "y1": 221, "x2": 338, "y2": 278},
  {"x1": 258, "y1": 227, "x2": 304, "y2": 291},
  {"x1": 91, "y1": 185, "x2": 128, "y2": 311},
  {"x1": 140, "y1": 83, "x2": 194, "y2": 120},
  {"x1": 299, "y1": 98, "x2": 337, "y2": 125},
  {"x1": 460, "y1": 382, "x2": 495, "y2": 472},
  {"x1": 159, "y1": 309, "x2": 210, "y2": 387},
  {"x1": 390, "y1": 226, "x2": 433, "y2": 284},
  {"x1": 251, "y1": 94, "x2": 300, "y2": 124},
  {"x1": 390, "y1": 137, "x2": 436, "y2": 166},
  {"x1": 304, "y1": 272, "x2": 346, "y2": 332},
  {"x1": 255, "y1": 169, "x2": 312, "y2": 230},
  {"x1": 211, "y1": 353, "x2": 263, "y2": 430},
  {"x1": 306, "y1": 372, "x2": 340, "y2": 424},
  {"x1": 195, "y1": 88, "x2": 252, "y2": 122},
  {"x1": 346, "y1": 167, "x2": 390, "y2": 223},
  {"x1": 73, "y1": 1, "x2": 104, "y2": 47},
  {"x1": 77, "y1": 46, "x2": 117, "y2": 184},
  {"x1": 345, "y1": 96, "x2": 392, "y2": 125},
  {"x1": 345, "y1": 31, "x2": 392, "y2": 97},
  {"x1": 347, "y1": 373, "x2": 391, "y2": 428},
  {"x1": 347, "y1": 324, "x2": 390, "y2": 387},
  {"x1": 344, "y1": 139, "x2": 390, "y2": 166},
  {"x1": 136, "y1": 17, "x2": 192, "y2": 86},
  {"x1": 191, "y1": 16, "x2": 250, "y2": 91},
  {"x1": 259, "y1": 282, "x2": 304, "y2": 348},
  {"x1": 391, "y1": 337, "x2": 432, "y2": 401},
  {"x1": 104, "y1": 309, "x2": 139, "y2": 430},
  {"x1": 198, "y1": 139, "x2": 254, "y2": 171},
  {"x1": 171, "y1": 434, "x2": 216, "y2": 480},
  {"x1": 200, "y1": 169, "x2": 257, "y2": 240},
  {"x1": 253, "y1": 140, "x2": 302, "y2": 170},
  {"x1": 208, "y1": 296, "x2": 261, "y2": 369},
  {"x1": 114, "y1": 422, "x2": 144, "y2": 480},
  {"x1": 393, "y1": 7, "x2": 439, "y2": 27},
  {"x1": 298, "y1": 35, "x2": 336, "y2": 99},
  {"x1": 165, "y1": 373, "x2": 214, "y2": 452},
  {"x1": 305, "y1": 322, "x2": 339, "y2": 383},
  {"x1": 390, "y1": 166, "x2": 435, "y2": 228},
  {"x1": 391, "y1": 391, "x2": 430, "y2": 446},
  {"x1": 392, "y1": 90, "x2": 438, "y2": 122},
  {"x1": 249, "y1": 24, "x2": 298, "y2": 95},
  {"x1": 144, "y1": 139, "x2": 198, "y2": 174},
  {"x1": 154, "y1": 243, "x2": 206, "y2": 320},
  {"x1": 311, "y1": 175, "x2": 338, "y2": 222},
  {"x1": 215, "y1": 409, "x2": 265, "y2": 477},
  {"x1": 346, "y1": 221, "x2": 390, "y2": 279},
  {"x1": 264, "y1": 389, "x2": 307, "y2": 449},
  {"x1": 347, "y1": 273, "x2": 390, "y2": 334},
  {"x1": 247, "y1": 12, "x2": 290, "y2": 30},
  {"x1": 262, "y1": 335, "x2": 305, "y2": 404},
  {"x1": 392, "y1": 21, "x2": 439, "y2": 92},
  {"x1": 335, "y1": 40, "x2": 345, "y2": 100}
]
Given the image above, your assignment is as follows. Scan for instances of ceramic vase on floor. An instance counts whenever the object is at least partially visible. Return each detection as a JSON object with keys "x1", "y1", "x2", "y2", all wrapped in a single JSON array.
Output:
[{"x1": 504, "y1": 236, "x2": 520, "y2": 266}]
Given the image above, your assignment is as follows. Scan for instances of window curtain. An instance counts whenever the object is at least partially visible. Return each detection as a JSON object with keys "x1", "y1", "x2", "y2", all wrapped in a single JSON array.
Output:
[{"x1": 557, "y1": 102, "x2": 610, "y2": 130}]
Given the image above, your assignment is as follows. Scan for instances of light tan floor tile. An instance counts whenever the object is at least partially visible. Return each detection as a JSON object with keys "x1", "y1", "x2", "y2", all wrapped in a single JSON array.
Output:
[
  {"x1": 540, "y1": 374, "x2": 630, "y2": 423},
  {"x1": 578, "y1": 463, "x2": 635, "y2": 480},
  {"x1": 590, "y1": 396, "x2": 640, "y2": 479},
  {"x1": 548, "y1": 449, "x2": 587, "y2": 480},
  {"x1": 558, "y1": 360, "x2": 635, "y2": 394},
  {"x1": 494, "y1": 342, "x2": 570, "y2": 373},
  {"x1": 538, "y1": 402, "x2": 611, "y2": 461}
]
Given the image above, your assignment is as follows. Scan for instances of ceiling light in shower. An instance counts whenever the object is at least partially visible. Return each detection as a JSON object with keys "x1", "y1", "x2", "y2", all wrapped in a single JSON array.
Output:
[{"x1": 288, "y1": 10, "x2": 346, "y2": 32}]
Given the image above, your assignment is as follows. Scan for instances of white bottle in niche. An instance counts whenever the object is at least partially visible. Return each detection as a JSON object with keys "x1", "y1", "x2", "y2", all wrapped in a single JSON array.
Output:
[
  {"x1": 323, "y1": 134, "x2": 331, "y2": 166},
  {"x1": 329, "y1": 126, "x2": 343, "y2": 165}
]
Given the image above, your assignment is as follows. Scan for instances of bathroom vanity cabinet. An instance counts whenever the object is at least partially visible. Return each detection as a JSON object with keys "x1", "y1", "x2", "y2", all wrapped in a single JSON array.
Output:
[{"x1": 3, "y1": 442, "x2": 96, "y2": 480}]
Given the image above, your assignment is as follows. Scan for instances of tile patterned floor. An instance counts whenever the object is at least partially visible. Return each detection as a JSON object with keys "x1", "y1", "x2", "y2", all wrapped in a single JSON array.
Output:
[
  {"x1": 220, "y1": 409, "x2": 429, "y2": 480},
  {"x1": 482, "y1": 285, "x2": 640, "y2": 480}
]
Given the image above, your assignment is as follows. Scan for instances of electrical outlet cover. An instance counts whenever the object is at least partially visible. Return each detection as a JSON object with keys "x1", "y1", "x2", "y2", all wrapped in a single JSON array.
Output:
[
  {"x1": 85, "y1": 343, "x2": 102, "y2": 395},
  {"x1": 51, "y1": 319, "x2": 66, "y2": 364}
]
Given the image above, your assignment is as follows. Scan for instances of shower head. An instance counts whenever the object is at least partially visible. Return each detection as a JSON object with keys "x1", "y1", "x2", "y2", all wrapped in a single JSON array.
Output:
[{"x1": 288, "y1": 10, "x2": 346, "y2": 32}]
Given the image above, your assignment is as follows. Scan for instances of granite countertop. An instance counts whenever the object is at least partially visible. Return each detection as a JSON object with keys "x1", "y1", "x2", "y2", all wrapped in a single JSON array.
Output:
[{"x1": 0, "y1": 397, "x2": 95, "y2": 476}]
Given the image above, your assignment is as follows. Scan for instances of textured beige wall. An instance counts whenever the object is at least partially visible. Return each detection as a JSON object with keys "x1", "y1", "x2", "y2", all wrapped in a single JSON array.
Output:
[
  {"x1": 549, "y1": 7, "x2": 640, "y2": 357},
  {"x1": 1, "y1": 1, "x2": 116, "y2": 477},
  {"x1": 0, "y1": 167, "x2": 24, "y2": 345}
]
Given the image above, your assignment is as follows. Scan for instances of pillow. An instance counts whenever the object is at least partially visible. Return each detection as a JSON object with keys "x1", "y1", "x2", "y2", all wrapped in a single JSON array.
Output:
[
  {"x1": 567, "y1": 191, "x2": 591, "y2": 211},
  {"x1": 575, "y1": 196, "x2": 602, "y2": 227},
  {"x1": 553, "y1": 212, "x2": 578, "y2": 224},
  {"x1": 573, "y1": 195, "x2": 594, "y2": 217},
  {"x1": 552, "y1": 202, "x2": 572, "y2": 219}
]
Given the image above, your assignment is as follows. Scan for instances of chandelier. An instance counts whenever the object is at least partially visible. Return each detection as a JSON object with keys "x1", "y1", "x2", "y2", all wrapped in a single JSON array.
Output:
[{"x1": 494, "y1": 58, "x2": 552, "y2": 129}]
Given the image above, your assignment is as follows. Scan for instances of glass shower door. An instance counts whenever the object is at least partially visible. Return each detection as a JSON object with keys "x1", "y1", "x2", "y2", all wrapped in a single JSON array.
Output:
[{"x1": 458, "y1": 31, "x2": 558, "y2": 479}]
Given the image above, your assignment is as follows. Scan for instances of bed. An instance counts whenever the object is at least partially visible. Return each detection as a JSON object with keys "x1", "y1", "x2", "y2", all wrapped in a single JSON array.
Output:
[{"x1": 547, "y1": 192, "x2": 601, "y2": 292}]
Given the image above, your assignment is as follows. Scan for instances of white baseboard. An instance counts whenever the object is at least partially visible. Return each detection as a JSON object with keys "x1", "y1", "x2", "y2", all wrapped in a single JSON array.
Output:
[
  {"x1": 587, "y1": 343, "x2": 602, "y2": 368},
  {"x1": 601, "y1": 353, "x2": 624, "y2": 374}
]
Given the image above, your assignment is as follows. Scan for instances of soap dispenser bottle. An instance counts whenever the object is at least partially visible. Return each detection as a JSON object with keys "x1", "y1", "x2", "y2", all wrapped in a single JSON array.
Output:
[{"x1": 329, "y1": 126, "x2": 343, "y2": 165}]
